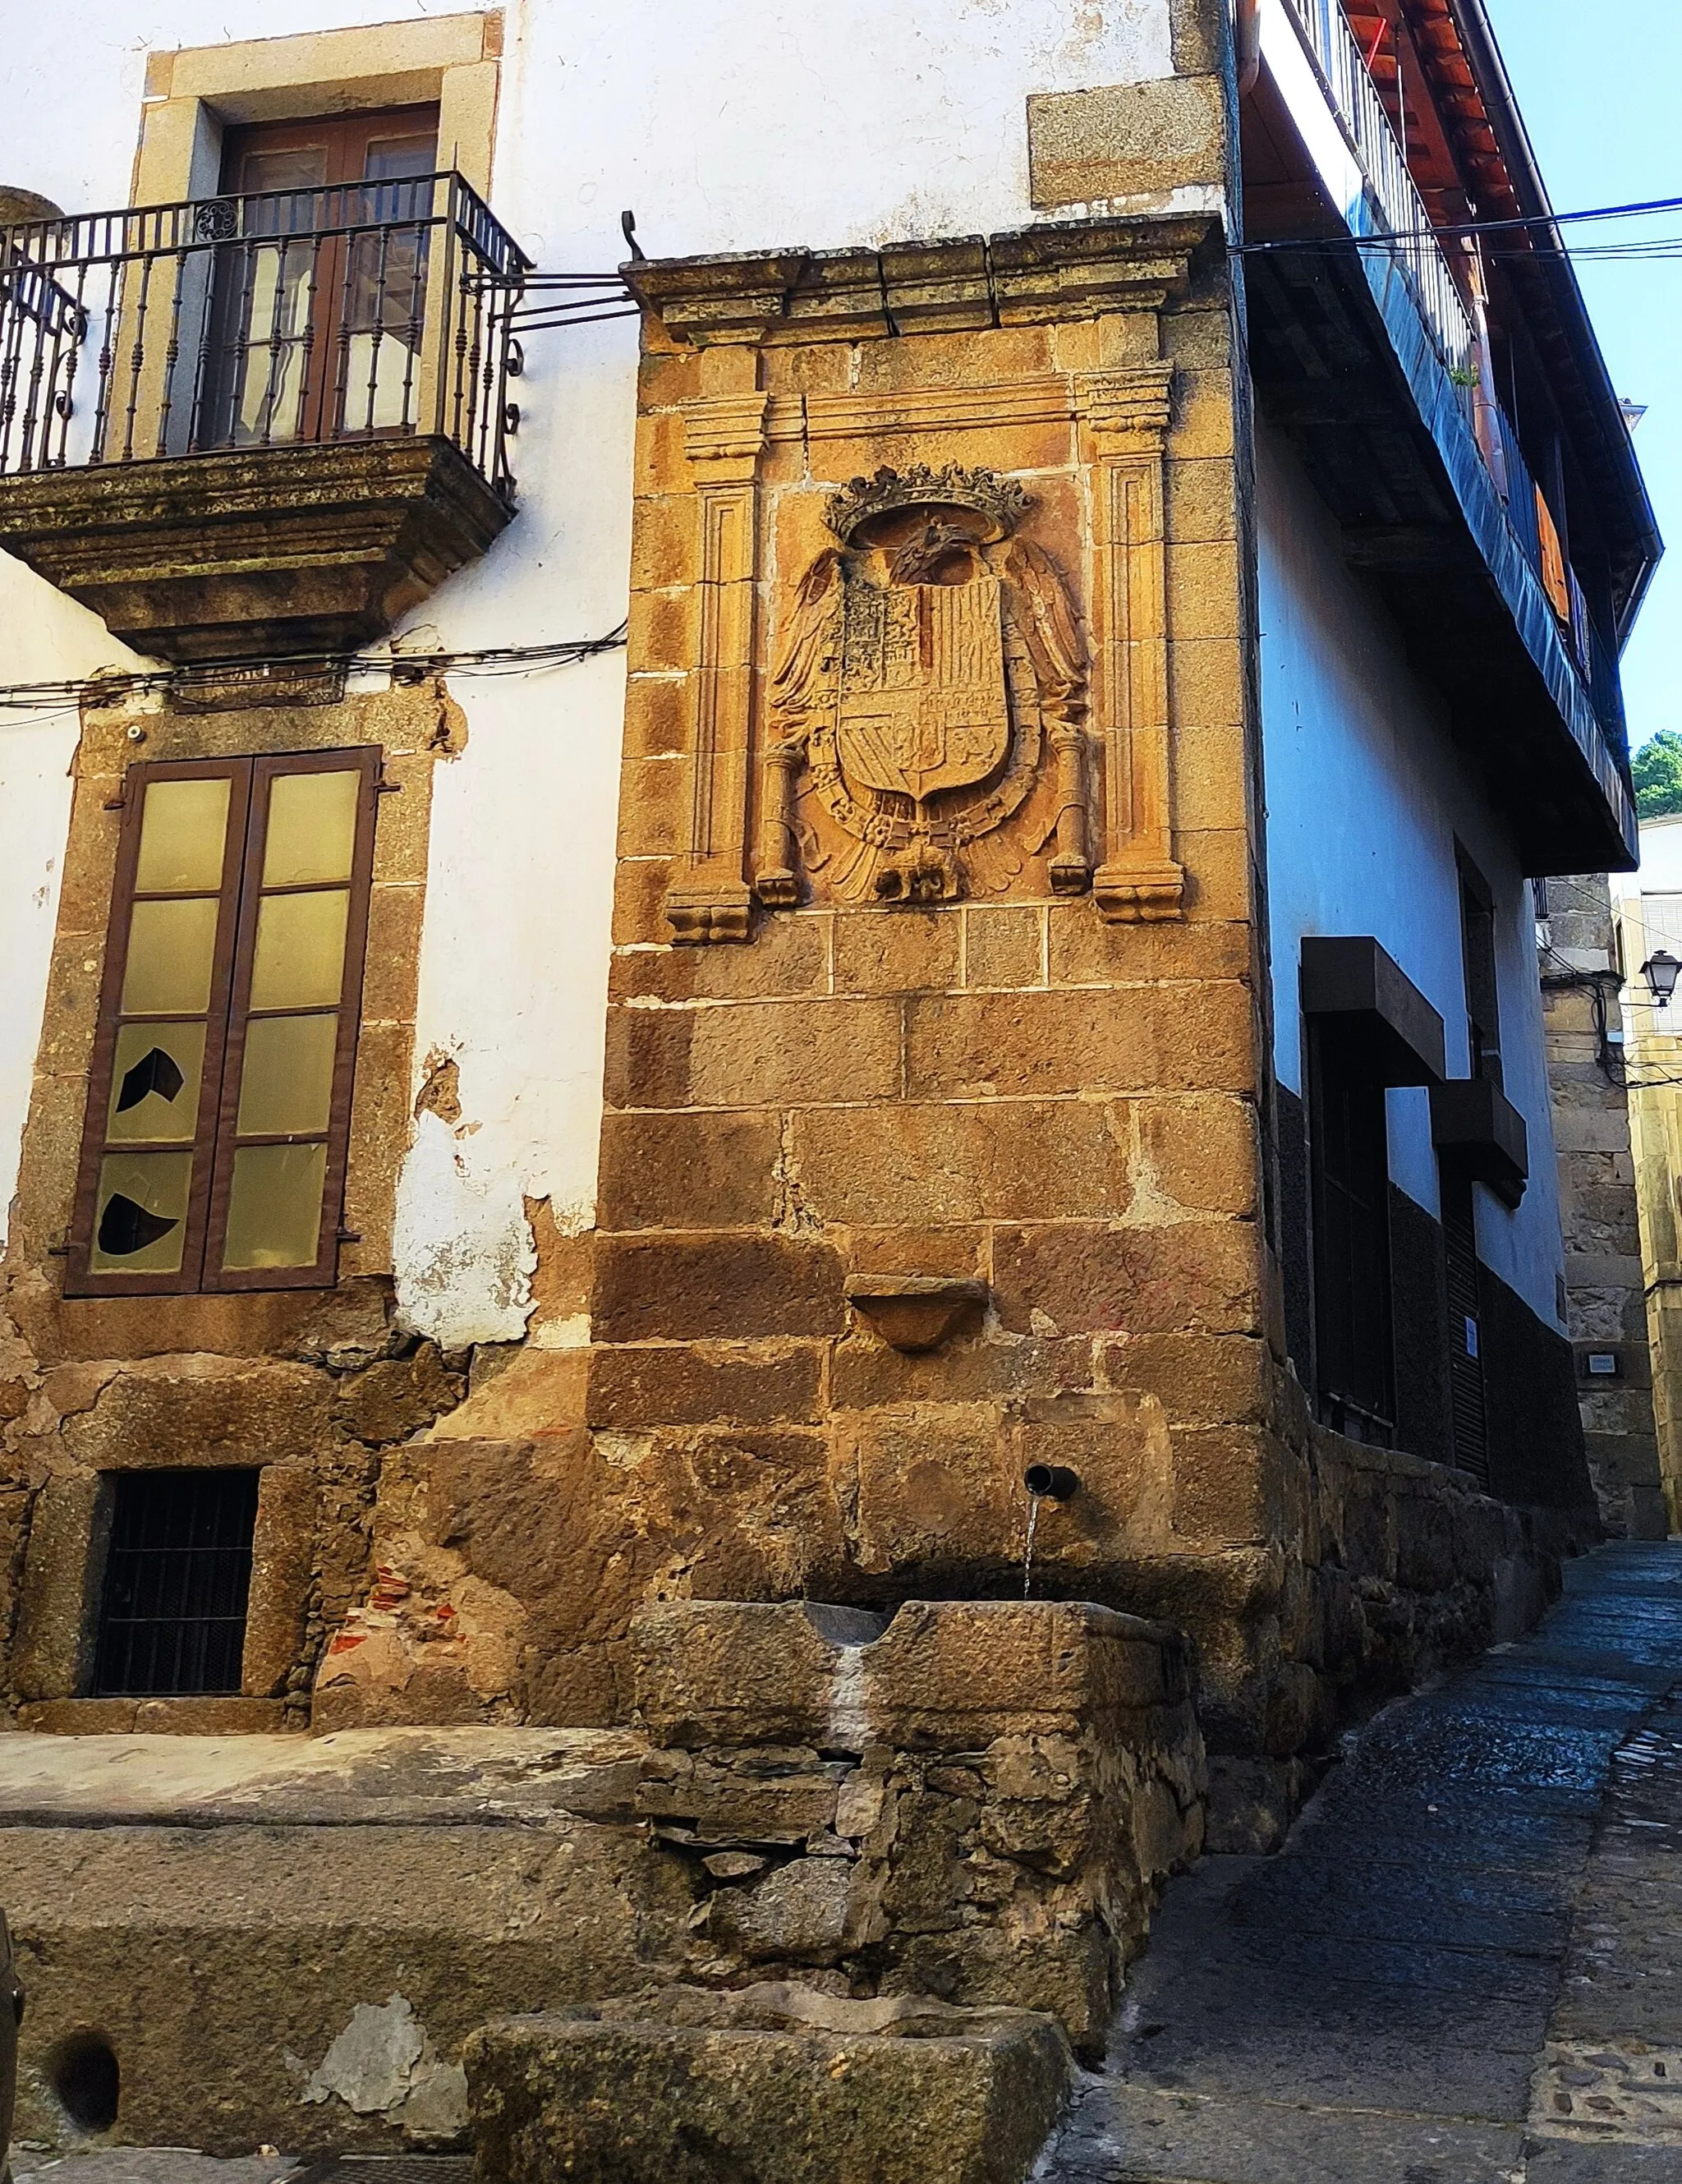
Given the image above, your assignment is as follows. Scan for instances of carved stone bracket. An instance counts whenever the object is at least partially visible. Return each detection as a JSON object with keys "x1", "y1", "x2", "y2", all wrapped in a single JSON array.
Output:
[
  {"x1": 1079, "y1": 363, "x2": 1183, "y2": 923},
  {"x1": 664, "y1": 389, "x2": 770, "y2": 945},
  {"x1": 843, "y1": 1275, "x2": 989, "y2": 1353}
]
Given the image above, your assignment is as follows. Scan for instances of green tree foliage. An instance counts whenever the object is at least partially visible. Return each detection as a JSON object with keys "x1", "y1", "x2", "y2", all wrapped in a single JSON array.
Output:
[{"x1": 1634, "y1": 732, "x2": 1682, "y2": 820}]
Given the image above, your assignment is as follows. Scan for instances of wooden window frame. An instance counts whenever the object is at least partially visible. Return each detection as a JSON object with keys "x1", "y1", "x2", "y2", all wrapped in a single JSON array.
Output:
[
  {"x1": 204, "y1": 107, "x2": 442, "y2": 452},
  {"x1": 65, "y1": 747, "x2": 379, "y2": 1297}
]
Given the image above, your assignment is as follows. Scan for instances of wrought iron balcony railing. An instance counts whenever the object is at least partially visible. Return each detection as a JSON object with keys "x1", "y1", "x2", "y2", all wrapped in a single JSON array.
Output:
[
  {"x1": 1280, "y1": 0, "x2": 1618, "y2": 736},
  {"x1": 0, "y1": 171, "x2": 530, "y2": 496},
  {"x1": 1282, "y1": 0, "x2": 1477, "y2": 381}
]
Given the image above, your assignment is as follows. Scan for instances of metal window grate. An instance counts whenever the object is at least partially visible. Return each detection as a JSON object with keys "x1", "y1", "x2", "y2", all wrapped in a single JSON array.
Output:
[{"x1": 94, "y1": 1467, "x2": 260, "y2": 1696}]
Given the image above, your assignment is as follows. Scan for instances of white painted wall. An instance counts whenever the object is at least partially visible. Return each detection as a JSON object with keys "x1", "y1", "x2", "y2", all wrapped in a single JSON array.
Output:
[
  {"x1": 0, "y1": 0, "x2": 1179, "y2": 1337},
  {"x1": 1619, "y1": 816, "x2": 1682, "y2": 902},
  {"x1": 1257, "y1": 417, "x2": 1567, "y2": 1331},
  {"x1": 0, "y1": 577, "x2": 145, "y2": 1252}
]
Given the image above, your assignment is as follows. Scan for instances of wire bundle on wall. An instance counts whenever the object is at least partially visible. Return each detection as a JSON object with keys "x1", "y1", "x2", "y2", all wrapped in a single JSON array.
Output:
[{"x1": 0, "y1": 626, "x2": 629, "y2": 716}]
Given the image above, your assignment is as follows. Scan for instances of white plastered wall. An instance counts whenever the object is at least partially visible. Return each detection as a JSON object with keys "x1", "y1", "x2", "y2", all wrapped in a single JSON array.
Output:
[
  {"x1": 0, "y1": 0, "x2": 1181, "y2": 1339},
  {"x1": 1256, "y1": 416, "x2": 1567, "y2": 1331}
]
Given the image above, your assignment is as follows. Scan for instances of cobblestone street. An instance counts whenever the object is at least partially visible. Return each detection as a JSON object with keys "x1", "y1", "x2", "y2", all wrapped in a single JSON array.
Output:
[
  {"x1": 1044, "y1": 1541, "x2": 1682, "y2": 2182},
  {"x1": 11, "y1": 1544, "x2": 1682, "y2": 2184}
]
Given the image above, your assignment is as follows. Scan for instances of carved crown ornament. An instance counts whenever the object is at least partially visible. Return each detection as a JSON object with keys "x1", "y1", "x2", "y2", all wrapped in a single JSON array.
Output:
[{"x1": 755, "y1": 464, "x2": 1093, "y2": 908}]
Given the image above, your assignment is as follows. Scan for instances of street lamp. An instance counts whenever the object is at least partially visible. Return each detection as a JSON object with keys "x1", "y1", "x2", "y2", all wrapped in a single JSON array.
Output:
[{"x1": 1640, "y1": 949, "x2": 1682, "y2": 1008}]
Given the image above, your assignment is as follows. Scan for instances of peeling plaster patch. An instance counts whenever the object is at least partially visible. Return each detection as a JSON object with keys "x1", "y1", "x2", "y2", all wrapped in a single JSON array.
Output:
[
  {"x1": 546, "y1": 1189, "x2": 596, "y2": 1240},
  {"x1": 401, "y1": 2057, "x2": 471, "y2": 2142},
  {"x1": 303, "y1": 1993, "x2": 423, "y2": 2112},
  {"x1": 1034, "y1": 180, "x2": 1227, "y2": 225},
  {"x1": 531, "y1": 1312, "x2": 591, "y2": 1350},
  {"x1": 394, "y1": 1106, "x2": 537, "y2": 1347},
  {"x1": 1112, "y1": 1104, "x2": 1199, "y2": 1229},
  {"x1": 771, "y1": 1112, "x2": 822, "y2": 1236},
  {"x1": 413, "y1": 1046, "x2": 463, "y2": 1125},
  {"x1": 301, "y1": 1993, "x2": 468, "y2": 2142}
]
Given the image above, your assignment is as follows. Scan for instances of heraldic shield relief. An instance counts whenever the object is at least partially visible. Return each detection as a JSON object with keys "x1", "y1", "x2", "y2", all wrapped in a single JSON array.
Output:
[{"x1": 756, "y1": 464, "x2": 1091, "y2": 906}]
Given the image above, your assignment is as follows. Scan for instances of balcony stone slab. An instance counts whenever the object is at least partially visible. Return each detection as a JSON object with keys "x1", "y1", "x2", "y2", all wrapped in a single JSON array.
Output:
[{"x1": 0, "y1": 435, "x2": 512, "y2": 664}]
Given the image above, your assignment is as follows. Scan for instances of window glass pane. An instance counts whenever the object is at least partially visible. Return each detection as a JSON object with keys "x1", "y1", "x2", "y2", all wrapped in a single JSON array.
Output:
[
  {"x1": 232, "y1": 243, "x2": 315, "y2": 445},
  {"x1": 106, "y1": 1021, "x2": 208, "y2": 1143},
  {"x1": 237, "y1": 145, "x2": 329, "y2": 203},
  {"x1": 236, "y1": 1012, "x2": 338, "y2": 1137},
  {"x1": 363, "y1": 134, "x2": 438, "y2": 182},
  {"x1": 134, "y1": 777, "x2": 232, "y2": 894},
  {"x1": 262, "y1": 770, "x2": 361, "y2": 886},
  {"x1": 122, "y1": 895, "x2": 220, "y2": 1015},
  {"x1": 221, "y1": 1143, "x2": 327, "y2": 1270},
  {"x1": 90, "y1": 1151, "x2": 193, "y2": 1274},
  {"x1": 249, "y1": 889, "x2": 349, "y2": 1009}
]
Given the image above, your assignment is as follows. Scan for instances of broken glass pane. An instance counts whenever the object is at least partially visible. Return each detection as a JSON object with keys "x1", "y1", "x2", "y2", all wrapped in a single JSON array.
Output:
[
  {"x1": 106, "y1": 1021, "x2": 207, "y2": 1143},
  {"x1": 90, "y1": 1151, "x2": 193, "y2": 1274}
]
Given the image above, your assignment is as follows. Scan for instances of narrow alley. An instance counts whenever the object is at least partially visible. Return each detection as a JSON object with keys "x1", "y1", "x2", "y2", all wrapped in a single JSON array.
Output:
[
  {"x1": 7, "y1": 1545, "x2": 1679, "y2": 2183},
  {"x1": 1046, "y1": 1542, "x2": 1682, "y2": 2182}
]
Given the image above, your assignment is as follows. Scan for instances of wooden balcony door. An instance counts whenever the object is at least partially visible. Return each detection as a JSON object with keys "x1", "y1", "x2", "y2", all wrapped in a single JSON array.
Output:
[{"x1": 200, "y1": 106, "x2": 439, "y2": 452}]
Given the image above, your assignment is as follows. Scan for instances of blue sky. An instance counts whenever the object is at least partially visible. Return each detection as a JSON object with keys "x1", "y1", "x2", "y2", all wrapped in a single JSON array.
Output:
[{"x1": 1484, "y1": 0, "x2": 1679, "y2": 750}]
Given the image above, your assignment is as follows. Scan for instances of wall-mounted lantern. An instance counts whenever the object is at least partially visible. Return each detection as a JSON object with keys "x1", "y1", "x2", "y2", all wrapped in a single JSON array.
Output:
[{"x1": 1639, "y1": 949, "x2": 1681, "y2": 1008}]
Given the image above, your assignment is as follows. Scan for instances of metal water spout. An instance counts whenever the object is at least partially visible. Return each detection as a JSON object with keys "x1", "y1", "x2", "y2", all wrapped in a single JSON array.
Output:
[{"x1": 1021, "y1": 1465, "x2": 1079, "y2": 1598}]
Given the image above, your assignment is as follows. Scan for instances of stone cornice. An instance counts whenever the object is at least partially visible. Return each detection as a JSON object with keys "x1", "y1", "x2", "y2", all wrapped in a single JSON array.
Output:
[{"x1": 626, "y1": 214, "x2": 1216, "y2": 348}]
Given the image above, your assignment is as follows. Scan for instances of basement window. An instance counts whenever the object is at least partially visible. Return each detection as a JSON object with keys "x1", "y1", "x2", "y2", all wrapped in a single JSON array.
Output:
[{"x1": 94, "y1": 1469, "x2": 260, "y2": 1697}]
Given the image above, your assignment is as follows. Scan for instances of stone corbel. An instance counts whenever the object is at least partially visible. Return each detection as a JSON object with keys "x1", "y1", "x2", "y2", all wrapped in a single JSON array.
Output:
[
  {"x1": 664, "y1": 389, "x2": 770, "y2": 945},
  {"x1": 1079, "y1": 362, "x2": 1183, "y2": 923}
]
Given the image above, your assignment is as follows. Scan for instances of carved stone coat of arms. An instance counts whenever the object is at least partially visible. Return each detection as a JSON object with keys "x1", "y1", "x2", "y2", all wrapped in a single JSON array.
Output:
[{"x1": 756, "y1": 464, "x2": 1091, "y2": 904}]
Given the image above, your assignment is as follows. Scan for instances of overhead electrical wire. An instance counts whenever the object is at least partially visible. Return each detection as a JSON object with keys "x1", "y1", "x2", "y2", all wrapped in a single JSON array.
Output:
[
  {"x1": 1233, "y1": 187, "x2": 1682, "y2": 261},
  {"x1": 0, "y1": 626, "x2": 628, "y2": 715}
]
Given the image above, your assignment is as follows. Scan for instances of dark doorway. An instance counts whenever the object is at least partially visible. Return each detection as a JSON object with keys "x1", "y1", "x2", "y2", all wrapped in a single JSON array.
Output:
[
  {"x1": 1309, "y1": 1027, "x2": 1395, "y2": 1441},
  {"x1": 199, "y1": 106, "x2": 439, "y2": 450},
  {"x1": 94, "y1": 1468, "x2": 260, "y2": 1696}
]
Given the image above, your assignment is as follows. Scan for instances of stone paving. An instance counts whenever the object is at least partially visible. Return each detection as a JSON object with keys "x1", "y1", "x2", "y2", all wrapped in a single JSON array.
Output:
[
  {"x1": 1041, "y1": 1539, "x2": 1682, "y2": 2182},
  {"x1": 11, "y1": 1543, "x2": 1682, "y2": 2184}
]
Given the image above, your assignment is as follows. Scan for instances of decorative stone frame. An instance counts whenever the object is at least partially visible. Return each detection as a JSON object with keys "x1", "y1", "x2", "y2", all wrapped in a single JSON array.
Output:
[
  {"x1": 10, "y1": 683, "x2": 448, "y2": 1320},
  {"x1": 626, "y1": 218, "x2": 1212, "y2": 941},
  {"x1": 4, "y1": 678, "x2": 458, "y2": 1727},
  {"x1": 134, "y1": 12, "x2": 503, "y2": 206}
]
